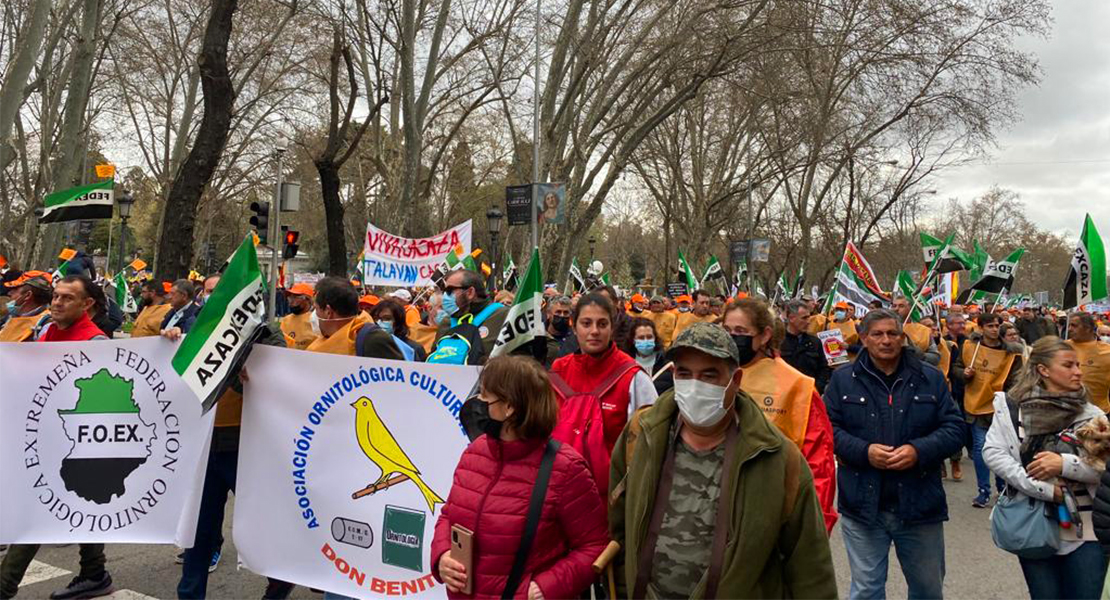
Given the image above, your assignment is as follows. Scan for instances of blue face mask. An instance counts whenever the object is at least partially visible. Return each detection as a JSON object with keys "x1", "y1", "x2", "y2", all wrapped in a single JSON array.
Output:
[
  {"x1": 634, "y1": 339, "x2": 656, "y2": 356},
  {"x1": 834, "y1": 310, "x2": 846, "y2": 321},
  {"x1": 441, "y1": 291, "x2": 460, "y2": 317},
  {"x1": 435, "y1": 309, "x2": 450, "y2": 325},
  {"x1": 5, "y1": 300, "x2": 15, "y2": 312},
  {"x1": 378, "y1": 320, "x2": 394, "y2": 335}
]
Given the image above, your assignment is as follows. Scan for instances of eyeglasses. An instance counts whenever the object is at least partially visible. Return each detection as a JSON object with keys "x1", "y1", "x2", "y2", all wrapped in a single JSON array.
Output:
[{"x1": 443, "y1": 286, "x2": 465, "y2": 295}]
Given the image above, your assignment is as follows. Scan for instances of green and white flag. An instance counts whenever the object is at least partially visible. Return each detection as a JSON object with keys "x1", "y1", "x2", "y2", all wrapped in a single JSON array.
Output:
[
  {"x1": 569, "y1": 257, "x2": 585, "y2": 292},
  {"x1": 502, "y1": 255, "x2": 517, "y2": 291},
  {"x1": 919, "y1": 232, "x2": 971, "y2": 273},
  {"x1": 491, "y1": 249, "x2": 544, "y2": 358},
  {"x1": 896, "y1": 270, "x2": 924, "y2": 321},
  {"x1": 172, "y1": 234, "x2": 267, "y2": 412},
  {"x1": 678, "y1": 250, "x2": 699, "y2": 291},
  {"x1": 601, "y1": 273, "x2": 611, "y2": 286},
  {"x1": 792, "y1": 262, "x2": 806, "y2": 299},
  {"x1": 775, "y1": 272, "x2": 791, "y2": 301},
  {"x1": 113, "y1": 271, "x2": 138, "y2": 313},
  {"x1": 700, "y1": 255, "x2": 724, "y2": 287},
  {"x1": 958, "y1": 248, "x2": 1024, "y2": 304},
  {"x1": 41, "y1": 180, "x2": 114, "y2": 224},
  {"x1": 1064, "y1": 214, "x2": 1108, "y2": 309}
]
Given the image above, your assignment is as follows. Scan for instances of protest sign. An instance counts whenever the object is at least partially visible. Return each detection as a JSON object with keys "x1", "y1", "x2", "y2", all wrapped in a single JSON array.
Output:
[
  {"x1": 234, "y1": 346, "x2": 479, "y2": 599},
  {"x1": 0, "y1": 337, "x2": 213, "y2": 544},
  {"x1": 817, "y1": 329, "x2": 850, "y2": 366},
  {"x1": 666, "y1": 282, "x2": 688, "y2": 298},
  {"x1": 362, "y1": 220, "x2": 472, "y2": 287}
]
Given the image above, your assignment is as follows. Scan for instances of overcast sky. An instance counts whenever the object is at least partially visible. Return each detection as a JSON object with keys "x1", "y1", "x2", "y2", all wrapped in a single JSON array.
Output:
[{"x1": 933, "y1": 1, "x2": 1110, "y2": 239}]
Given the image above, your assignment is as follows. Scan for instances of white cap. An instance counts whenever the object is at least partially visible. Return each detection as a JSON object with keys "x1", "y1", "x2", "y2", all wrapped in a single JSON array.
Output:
[{"x1": 388, "y1": 289, "x2": 412, "y2": 302}]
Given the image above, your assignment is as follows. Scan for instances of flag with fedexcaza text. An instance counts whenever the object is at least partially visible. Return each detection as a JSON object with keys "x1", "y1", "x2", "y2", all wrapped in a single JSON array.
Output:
[
  {"x1": 41, "y1": 180, "x2": 114, "y2": 224},
  {"x1": 171, "y1": 235, "x2": 267, "y2": 412},
  {"x1": 1063, "y1": 214, "x2": 1108, "y2": 309},
  {"x1": 490, "y1": 249, "x2": 543, "y2": 358},
  {"x1": 958, "y1": 248, "x2": 1024, "y2": 305}
]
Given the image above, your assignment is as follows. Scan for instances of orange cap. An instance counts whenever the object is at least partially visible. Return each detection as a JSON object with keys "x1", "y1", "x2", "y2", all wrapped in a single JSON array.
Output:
[
  {"x1": 631, "y1": 293, "x2": 647, "y2": 303},
  {"x1": 676, "y1": 294, "x2": 693, "y2": 304},
  {"x1": 162, "y1": 281, "x2": 173, "y2": 293},
  {"x1": 835, "y1": 301, "x2": 850, "y2": 309},
  {"x1": 358, "y1": 294, "x2": 380, "y2": 307},
  {"x1": 285, "y1": 283, "x2": 315, "y2": 297},
  {"x1": 4, "y1": 270, "x2": 51, "y2": 289},
  {"x1": 736, "y1": 292, "x2": 749, "y2": 299}
]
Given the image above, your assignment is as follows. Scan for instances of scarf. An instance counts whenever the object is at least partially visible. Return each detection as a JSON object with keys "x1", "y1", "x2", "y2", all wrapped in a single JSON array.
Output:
[{"x1": 1018, "y1": 385, "x2": 1090, "y2": 461}]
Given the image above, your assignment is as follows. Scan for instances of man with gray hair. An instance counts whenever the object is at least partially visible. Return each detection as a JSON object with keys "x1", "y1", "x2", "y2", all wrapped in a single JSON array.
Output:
[
  {"x1": 780, "y1": 298, "x2": 831, "y2": 392},
  {"x1": 544, "y1": 295, "x2": 575, "y2": 367},
  {"x1": 825, "y1": 308, "x2": 963, "y2": 599}
]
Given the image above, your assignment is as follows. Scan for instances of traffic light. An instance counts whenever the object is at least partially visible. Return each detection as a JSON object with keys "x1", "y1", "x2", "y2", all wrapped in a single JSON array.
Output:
[
  {"x1": 249, "y1": 201, "x2": 270, "y2": 245},
  {"x1": 283, "y1": 229, "x2": 300, "y2": 260}
]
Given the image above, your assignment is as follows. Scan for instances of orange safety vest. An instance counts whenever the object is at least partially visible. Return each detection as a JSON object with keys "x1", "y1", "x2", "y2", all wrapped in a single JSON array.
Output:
[
  {"x1": 904, "y1": 322, "x2": 932, "y2": 354},
  {"x1": 0, "y1": 314, "x2": 43, "y2": 342},
  {"x1": 132, "y1": 303, "x2": 172, "y2": 337},
  {"x1": 937, "y1": 338, "x2": 954, "y2": 378},
  {"x1": 807, "y1": 314, "x2": 829, "y2": 336},
  {"x1": 673, "y1": 312, "x2": 714, "y2": 340},
  {"x1": 408, "y1": 322, "x2": 439, "y2": 353},
  {"x1": 214, "y1": 388, "x2": 244, "y2": 428},
  {"x1": 645, "y1": 311, "x2": 678, "y2": 347},
  {"x1": 280, "y1": 311, "x2": 318, "y2": 350},
  {"x1": 826, "y1": 318, "x2": 859, "y2": 346},
  {"x1": 305, "y1": 313, "x2": 371, "y2": 356},
  {"x1": 962, "y1": 340, "x2": 1017, "y2": 416},
  {"x1": 740, "y1": 356, "x2": 815, "y2": 449},
  {"x1": 1069, "y1": 340, "x2": 1110, "y2": 412}
]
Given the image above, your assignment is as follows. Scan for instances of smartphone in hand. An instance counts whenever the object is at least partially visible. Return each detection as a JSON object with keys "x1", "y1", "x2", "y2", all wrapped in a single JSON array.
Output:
[{"x1": 450, "y1": 524, "x2": 475, "y2": 595}]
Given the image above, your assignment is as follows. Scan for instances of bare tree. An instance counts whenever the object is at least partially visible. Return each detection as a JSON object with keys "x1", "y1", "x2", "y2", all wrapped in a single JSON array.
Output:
[{"x1": 154, "y1": 0, "x2": 238, "y2": 280}]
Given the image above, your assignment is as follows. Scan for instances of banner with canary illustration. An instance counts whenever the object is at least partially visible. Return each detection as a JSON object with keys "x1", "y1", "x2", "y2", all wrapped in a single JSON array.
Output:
[{"x1": 234, "y1": 346, "x2": 479, "y2": 599}]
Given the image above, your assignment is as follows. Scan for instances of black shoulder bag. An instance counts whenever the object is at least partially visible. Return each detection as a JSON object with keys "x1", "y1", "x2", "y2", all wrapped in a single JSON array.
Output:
[{"x1": 502, "y1": 438, "x2": 561, "y2": 599}]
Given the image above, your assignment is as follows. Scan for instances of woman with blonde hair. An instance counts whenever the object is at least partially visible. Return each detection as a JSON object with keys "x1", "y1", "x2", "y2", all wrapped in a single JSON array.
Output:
[{"x1": 983, "y1": 336, "x2": 1105, "y2": 599}]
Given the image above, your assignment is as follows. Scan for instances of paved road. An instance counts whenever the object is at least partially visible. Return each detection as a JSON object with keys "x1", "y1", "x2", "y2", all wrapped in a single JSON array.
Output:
[{"x1": 8, "y1": 470, "x2": 1027, "y2": 599}]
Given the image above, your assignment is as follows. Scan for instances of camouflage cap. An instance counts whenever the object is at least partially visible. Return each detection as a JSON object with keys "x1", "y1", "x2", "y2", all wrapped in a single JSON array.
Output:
[{"x1": 666, "y1": 322, "x2": 739, "y2": 364}]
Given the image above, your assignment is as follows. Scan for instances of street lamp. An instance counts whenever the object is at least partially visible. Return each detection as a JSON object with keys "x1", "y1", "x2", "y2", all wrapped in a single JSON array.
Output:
[
  {"x1": 588, "y1": 236, "x2": 597, "y2": 262},
  {"x1": 486, "y1": 206, "x2": 503, "y2": 288},
  {"x1": 116, "y1": 190, "x2": 135, "y2": 273}
]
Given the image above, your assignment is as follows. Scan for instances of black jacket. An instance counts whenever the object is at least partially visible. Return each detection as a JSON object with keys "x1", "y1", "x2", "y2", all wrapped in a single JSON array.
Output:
[
  {"x1": 1015, "y1": 317, "x2": 1045, "y2": 345},
  {"x1": 825, "y1": 350, "x2": 964, "y2": 526},
  {"x1": 781, "y1": 331, "x2": 831, "y2": 392},
  {"x1": 1093, "y1": 467, "x2": 1110, "y2": 555},
  {"x1": 161, "y1": 302, "x2": 201, "y2": 333}
]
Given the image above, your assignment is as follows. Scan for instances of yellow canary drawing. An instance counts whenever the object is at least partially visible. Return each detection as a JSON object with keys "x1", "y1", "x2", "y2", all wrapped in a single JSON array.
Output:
[{"x1": 351, "y1": 396, "x2": 445, "y2": 513}]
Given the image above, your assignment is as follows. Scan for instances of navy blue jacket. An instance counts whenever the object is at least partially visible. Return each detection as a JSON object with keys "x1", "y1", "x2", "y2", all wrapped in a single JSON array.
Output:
[
  {"x1": 160, "y1": 302, "x2": 201, "y2": 334},
  {"x1": 824, "y1": 349, "x2": 964, "y2": 526}
]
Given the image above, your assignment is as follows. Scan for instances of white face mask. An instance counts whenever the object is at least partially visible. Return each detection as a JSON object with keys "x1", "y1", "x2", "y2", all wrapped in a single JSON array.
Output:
[
  {"x1": 309, "y1": 310, "x2": 322, "y2": 337},
  {"x1": 673, "y1": 377, "x2": 731, "y2": 428}
]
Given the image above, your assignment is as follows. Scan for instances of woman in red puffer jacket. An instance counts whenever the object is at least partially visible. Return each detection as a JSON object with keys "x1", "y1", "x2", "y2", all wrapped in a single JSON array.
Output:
[{"x1": 431, "y1": 355, "x2": 609, "y2": 600}]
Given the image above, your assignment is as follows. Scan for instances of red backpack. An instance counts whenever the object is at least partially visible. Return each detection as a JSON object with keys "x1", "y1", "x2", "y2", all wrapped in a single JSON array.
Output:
[{"x1": 548, "y1": 363, "x2": 640, "y2": 501}]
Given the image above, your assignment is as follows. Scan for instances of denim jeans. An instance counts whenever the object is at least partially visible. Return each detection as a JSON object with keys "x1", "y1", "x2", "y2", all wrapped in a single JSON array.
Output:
[
  {"x1": 840, "y1": 512, "x2": 945, "y2": 599},
  {"x1": 1019, "y1": 541, "x2": 1107, "y2": 599},
  {"x1": 970, "y1": 422, "x2": 1004, "y2": 494},
  {"x1": 178, "y1": 449, "x2": 239, "y2": 599}
]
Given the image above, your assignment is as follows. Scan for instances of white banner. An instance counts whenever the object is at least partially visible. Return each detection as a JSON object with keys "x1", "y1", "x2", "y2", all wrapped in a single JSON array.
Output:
[
  {"x1": 0, "y1": 337, "x2": 214, "y2": 544},
  {"x1": 362, "y1": 220, "x2": 473, "y2": 287},
  {"x1": 234, "y1": 346, "x2": 479, "y2": 598}
]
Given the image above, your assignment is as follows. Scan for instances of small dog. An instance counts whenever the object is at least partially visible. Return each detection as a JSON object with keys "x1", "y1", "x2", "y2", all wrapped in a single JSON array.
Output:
[{"x1": 1075, "y1": 415, "x2": 1110, "y2": 471}]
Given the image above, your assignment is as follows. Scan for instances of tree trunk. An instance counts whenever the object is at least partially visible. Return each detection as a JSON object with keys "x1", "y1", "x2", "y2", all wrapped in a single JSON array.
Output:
[
  {"x1": 317, "y1": 162, "x2": 347, "y2": 276},
  {"x1": 35, "y1": 0, "x2": 104, "y2": 267},
  {"x1": 154, "y1": 0, "x2": 238, "y2": 280},
  {"x1": 0, "y1": 0, "x2": 49, "y2": 171}
]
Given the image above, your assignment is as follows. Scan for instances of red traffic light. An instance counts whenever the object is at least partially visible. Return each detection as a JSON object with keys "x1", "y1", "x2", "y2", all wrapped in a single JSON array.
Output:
[{"x1": 284, "y1": 230, "x2": 299, "y2": 245}]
